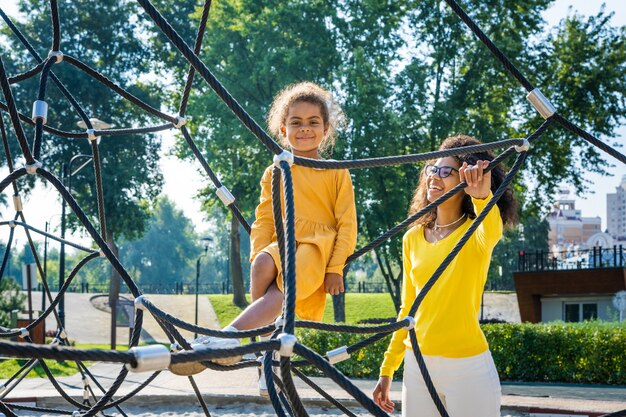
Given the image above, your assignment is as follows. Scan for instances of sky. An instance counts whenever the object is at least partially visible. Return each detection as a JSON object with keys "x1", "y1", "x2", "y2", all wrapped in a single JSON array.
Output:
[{"x1": 0, "y1": 0, "x2": 625, "y2": 251}]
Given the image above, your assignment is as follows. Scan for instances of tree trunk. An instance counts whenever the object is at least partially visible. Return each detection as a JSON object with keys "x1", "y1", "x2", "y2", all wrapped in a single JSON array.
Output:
[
  {"x1": 332, "y1": 293, "x2": 345, "y2": 323},
  {"x1": 230, "y1": 215, "x2": 248, "y2": 308},
  {"x1": 375, "y1": 249, "x2": 402, "y2": 313},
  {"x1": 107, "y1": 236, "x2": 120, "y2": 350}
]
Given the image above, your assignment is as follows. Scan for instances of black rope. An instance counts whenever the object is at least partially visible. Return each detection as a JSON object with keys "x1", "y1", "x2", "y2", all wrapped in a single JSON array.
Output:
[
  {"x1": 136, "y1": 0, "x2": 284, "y2": 155},
  {"x1": 443, "y1": 0, "x2": 534, "y2": 91}
]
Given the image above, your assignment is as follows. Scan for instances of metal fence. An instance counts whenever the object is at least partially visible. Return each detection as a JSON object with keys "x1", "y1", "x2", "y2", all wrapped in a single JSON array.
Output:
[
  {"x1": 37, "y1": 281, "x2": 234, "y2": 295},
  {"x1": 518, "y1": 245, "x2": 625, "y2": 272}
]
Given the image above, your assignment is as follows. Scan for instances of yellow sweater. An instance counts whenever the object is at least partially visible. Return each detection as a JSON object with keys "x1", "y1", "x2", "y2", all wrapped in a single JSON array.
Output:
[
  {"x1": 250, "y1": 164, "x2": 357, "y2": 321},
  {"x1": 380, "y1": 194, "x2": 502, "y2": 377}
]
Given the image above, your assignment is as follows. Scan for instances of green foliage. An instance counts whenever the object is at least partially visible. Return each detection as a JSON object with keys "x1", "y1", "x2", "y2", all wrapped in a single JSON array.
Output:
[
  {"x1": 0, "y1": 277, "x2": 26, "y2": 327},
  {"x1": 322, "y1": 293, "x2": 397, "y2": 324},
  {"x1": 296, "y1": 321, "x2": 626, "y2": 384},
  {"x1": 207, "y1": 294, "x2": 248, "y2": 327},
  {"x1": 2, "y1": 0, "x2": 164, "y2": 243},
  {"x1": 0, "y1": 359, "x2": 81, "y2": 379},
  {"x1": 296, "y1": 328, "x2": 392, "y2": 379},
  {"x1": 120, "y1": 197, "x2": 202, "y2": 286},
  {"x1": 485, "y1": 321, "x2": 626, "y2": 384}
]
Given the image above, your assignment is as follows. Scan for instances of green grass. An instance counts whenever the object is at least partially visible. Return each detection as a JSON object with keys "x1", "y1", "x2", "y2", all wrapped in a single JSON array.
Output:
[
  {"x1": 0, "y1": 358, "x2": 81, "y2": 379},
  {"x1": 208, "y1": 293, "x2": 396, "y2": 326}
]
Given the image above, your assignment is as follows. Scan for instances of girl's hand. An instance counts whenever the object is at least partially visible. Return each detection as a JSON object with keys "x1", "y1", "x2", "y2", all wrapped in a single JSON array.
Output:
[
  {"x1": 324, "y1": 273, "x2": 344, "y2": 295},
  {"x1": 372, "y1": 376, "x2": 395, "y2": 413},
  {"x1": 459, "y1": 160, "x2": 491, "y2": 200}
]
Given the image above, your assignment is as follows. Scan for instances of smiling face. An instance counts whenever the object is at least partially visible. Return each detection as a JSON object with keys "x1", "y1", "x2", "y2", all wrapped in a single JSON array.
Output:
[
  {"x1": 426, "y1": 156, "x2": 464, "y2": 207},
  {"x1": 280, "y1": 100, "x2": 328, "y2": 159}
]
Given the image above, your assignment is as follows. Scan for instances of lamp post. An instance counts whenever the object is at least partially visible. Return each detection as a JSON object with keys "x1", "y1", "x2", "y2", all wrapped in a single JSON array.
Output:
[
  {"x1": 195, "y1": 237, "x2": 213, "y2": 338},
  {"x1": 59, "y1": 154, "x2": 93, "y2": 328}
]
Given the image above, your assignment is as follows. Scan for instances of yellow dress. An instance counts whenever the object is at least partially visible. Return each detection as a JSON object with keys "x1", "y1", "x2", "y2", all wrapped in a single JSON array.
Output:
[{"x1": 250, "y1": 164, "x2": 358, "y2": 321}]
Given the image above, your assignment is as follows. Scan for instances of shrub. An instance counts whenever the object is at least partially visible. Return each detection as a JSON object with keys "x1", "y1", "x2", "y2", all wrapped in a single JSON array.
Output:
[
  {"x1": 297, "y1": 321, "x2": 626, "y2": 384},
  {"x1": 0, "y1": 277, "x2": 26, "y2": 327}
]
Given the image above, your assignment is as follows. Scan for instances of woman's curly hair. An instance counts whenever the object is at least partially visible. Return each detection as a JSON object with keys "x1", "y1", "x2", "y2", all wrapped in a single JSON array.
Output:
[{"x1": 408, "y1": 135, "x2": 519, "y2": 228}]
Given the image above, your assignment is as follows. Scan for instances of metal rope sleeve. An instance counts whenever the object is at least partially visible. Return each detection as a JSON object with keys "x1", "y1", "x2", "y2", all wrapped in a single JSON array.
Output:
[
  {"x1": 136, "y1": 0, "x2": 284, "y2": 156},
  {"x1": 180, "y1": 126, "x2": 251, "y2": 233},
  {"x1": 0, "y1": 8, "x2": 95, "y2": 133},
  {"x1": 0, "y1": 102, "x2": 174, "y2": 138},
  {"x1": 292, "y1": 138, "x2": 525, "y2": 170},
  {"x1": 443, "y1": 0, "x2": 534, "y2": 91},
  {"x1": 294, "y1": 343, "x2": 390, "y2": 417}
]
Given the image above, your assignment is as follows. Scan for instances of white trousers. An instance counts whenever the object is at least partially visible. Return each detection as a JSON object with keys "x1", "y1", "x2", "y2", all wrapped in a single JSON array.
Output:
[{"x1": 402, "y1": 349, "x2": 501, "y2": 417}]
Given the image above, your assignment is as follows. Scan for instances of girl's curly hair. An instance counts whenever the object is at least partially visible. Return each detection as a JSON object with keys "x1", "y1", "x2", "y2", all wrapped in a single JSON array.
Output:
[
  {"x1": 409, "y1": 135, "x2": 518, "y2": 228},
  {"x1": 267, "y1": 82, "x2": 344, "y2": 153}
]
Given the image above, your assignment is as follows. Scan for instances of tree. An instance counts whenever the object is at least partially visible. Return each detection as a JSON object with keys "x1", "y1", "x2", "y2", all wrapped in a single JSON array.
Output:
[
  {"x1": 3, "y1": 0, "x2": 165, "y2": 347},
  {"x1": 0, "y1": 277, "x2": 25, "y2": 328},
  {"x1": 120, "y1": 197, "x2": 202, "y2": 288}
]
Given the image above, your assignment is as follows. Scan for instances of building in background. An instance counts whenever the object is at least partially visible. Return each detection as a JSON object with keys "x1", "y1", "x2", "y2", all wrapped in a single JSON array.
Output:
[
  {"x1": 548, "y1": 188, "x2": 602, "y2": 250},
  {"x1": 607, "y1": 175, "x2": 626, "y2": 242}
]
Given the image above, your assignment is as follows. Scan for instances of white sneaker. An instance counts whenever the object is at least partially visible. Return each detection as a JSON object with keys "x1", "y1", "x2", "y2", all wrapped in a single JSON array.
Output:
[
  {"x1": 258, "y1": 353, "x2": 280, "y2": 397},
  {"x1": 169, "y1": 335, "x2": 241, "y2": 376}
]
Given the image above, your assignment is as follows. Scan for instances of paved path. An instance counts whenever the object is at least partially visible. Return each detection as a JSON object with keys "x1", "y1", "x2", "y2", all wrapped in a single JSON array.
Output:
[
  {"x1": 32, "y1": 292, "x2": 220, "y2": 344},
  {"x1": 3, "y1": 362, "x2": 625, "y2": 416}
]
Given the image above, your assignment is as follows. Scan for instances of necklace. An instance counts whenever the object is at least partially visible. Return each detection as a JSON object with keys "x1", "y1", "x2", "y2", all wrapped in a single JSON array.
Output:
[{"x1": 433, "y1": 213, "x2": 466, "y2": 231}]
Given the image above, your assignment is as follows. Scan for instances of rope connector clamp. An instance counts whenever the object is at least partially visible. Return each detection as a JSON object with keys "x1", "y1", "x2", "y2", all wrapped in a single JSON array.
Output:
[
  {"x1": 18, "y1": 328, "x2": 29, "y2": 339},
  {"x1": 326, "y1": 345, "x2": 350, "y2": 364},
  {"x1": 170, "y1": 342, "x2": 183, "y2": 352},
  {"x1": 515, "y1": 139, "x2": 530, "y2": 153},
  {"x1": 86, "y1": 129, "x2": 98, "y2": 142},
  {"x1": 402, "y1": 316, "x2": 416, "y2": 331},
  {"x1": 216, "y1": 186, "x2": 235, "y2": 206},
  {"x1": 12, "y1": 195, "x2": 23, "y2": 212},
  {"x1": 126, "y1": 345, "x2": 171, "y2": 373},
  {"x1": 8, "y1": 220, "x2": 16, "y2": 228},
  {"x1": 32, "y1": 100, "x2": 48, "y2": 124},
  {"x1": 25, "y1": 160, "x2": 42, "y2": 175},
  {"x1": 173, "y1": 116, "x2": 187, "y2": 129},
  {"x1": 273, "y1": 150, "x2": 294, "y2": 168},
  {"x1": 274, "y1": 316, "x2": 285, "y2": 329},
  {"x1": 134, "y1": 295, "x2": 149, "y2": 311},
  {"x1": 59, "y1": 330, "x2": 67, "y2": 340},
  {"x1": 277, "y1": 333, "x2": 297, "y2": 357},
  {"x1": 48, "y1": 50, "x2": 64, "y2": 63},
  {"x1": 99, "y1": 249, "x2": 106, "y2": 258},
  {"x1": 526, "y1": 88, "x2": 556, "y2": 120}
]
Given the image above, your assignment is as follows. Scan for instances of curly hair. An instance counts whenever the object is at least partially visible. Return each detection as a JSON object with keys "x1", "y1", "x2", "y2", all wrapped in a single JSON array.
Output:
[
  {"x1": 267, "y1": 82, "x2": 344, "y2": 153},
  {"x1": 408, "y1": 135, "x2": 518, "y2": 228}
]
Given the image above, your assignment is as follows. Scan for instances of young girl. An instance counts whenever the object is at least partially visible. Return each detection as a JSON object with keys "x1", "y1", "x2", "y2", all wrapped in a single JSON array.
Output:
[
  {"x1": 171, "y1": 82, "x2": 357, "y2": 380},
  {"x1": 372, "y1": 135, "x2": 517, "y2": 417}
]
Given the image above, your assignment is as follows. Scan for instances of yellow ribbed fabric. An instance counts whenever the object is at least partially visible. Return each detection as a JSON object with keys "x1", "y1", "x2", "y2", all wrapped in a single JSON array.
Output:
[
  {"x1": 250, "y1": 164, "x2": 357, "y2": 321},
  {"x1": 380, "y1": 194, "x2": 502, "y2": 378}
]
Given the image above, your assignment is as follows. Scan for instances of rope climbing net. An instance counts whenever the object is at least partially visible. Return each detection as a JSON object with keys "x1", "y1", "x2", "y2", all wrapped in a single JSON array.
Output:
[{"x1": 0, "y1": 1, "x2": 624, "y2": 417}]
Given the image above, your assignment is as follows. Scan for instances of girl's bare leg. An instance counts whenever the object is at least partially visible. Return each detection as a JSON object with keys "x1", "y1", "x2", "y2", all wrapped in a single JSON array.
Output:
[
  {"x1": 250, "y1": 252, "x2": 279, "y2": 301},
  {"x1": 230, "y1": 283, "x2": 283, "y2": 330}
]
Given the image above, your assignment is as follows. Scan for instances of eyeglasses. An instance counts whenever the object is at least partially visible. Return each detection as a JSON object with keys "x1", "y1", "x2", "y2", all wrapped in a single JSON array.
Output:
[{"x1": 425, "y1": 164, "x2": 458, "y2": 178}]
